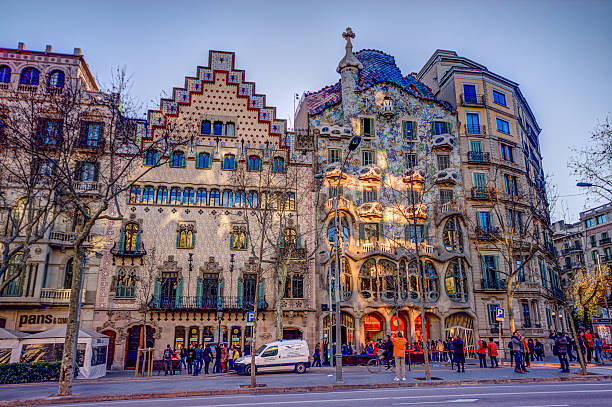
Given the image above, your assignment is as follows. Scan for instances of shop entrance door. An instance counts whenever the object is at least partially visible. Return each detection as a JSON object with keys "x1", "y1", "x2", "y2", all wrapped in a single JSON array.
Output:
[
  {"x1": 125, "y1": 325, "x2": 155, "y2": 369},
  {"x1": 101, "y1": 330, "x2": 116, "y2": 370}
]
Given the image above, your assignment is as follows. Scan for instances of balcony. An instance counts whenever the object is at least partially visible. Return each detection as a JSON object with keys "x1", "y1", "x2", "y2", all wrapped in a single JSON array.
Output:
[
  {"x1": 602, "y1": 255, "x2": 612, "y2": 263},
  {"x1": 460, "y1": 93, "x2": 485, "y2": 106},
  {"x1": 149, "y1": 295, "x2": 267, "y2": 311},
  {"x1": 562, "y1": 261, "x2": 584, "y2": 271},
  {"x1": 434, "y1": 200, "x2": 463, "y2": 224},
  {"x1": 471, "y1": 187, "x2": 496, "y2": 200},
  {"x1": 17, "y1": 84, "x2": 38, "y2": 93},
  {"x1": 549, "y1": 287, "x2": 565, "y2": 300},
  {"x1": 475, "y1": 226, "x2": 500, "y2": 240},
  {"x1": 281, "y1": 298, "x2": 307, "y2": 310},
  {"x1": 359, "y1": 241, "x2": 434, "y2": 256},
  {"x1": 467, "y1": 151, "x2": 490, "y2": 164},
  {"x1": 48, "y1": 230, "x2": 94, "y2": 247},
  {"x1": 111, "y1": 242, "x2": 147, "y2": 257},
  {"x1": 465, "y1": 124, "x2": 487, "y2": 136},
  {"x1": 561, "y1": 244, "x2": 583, "y2": 255},
  {"x1": 481, "y1": 279, "x2": 506, "y2": 291},
  {"x1": 73, "y1": 181, "x2": 101, "y2": 195},
  {"x1": 40, "y1": 288, "x2": 85, "y2": 305},
  {"x1": 600, "y1": 237, "x2": 611, "y2": 246}
]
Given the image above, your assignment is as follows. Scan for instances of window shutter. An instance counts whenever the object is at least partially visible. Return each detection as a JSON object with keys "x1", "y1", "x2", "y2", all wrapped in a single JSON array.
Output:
[
  {"x1": 480, "y1": 256, "x2": 486, "y2": 279},
  {"x1": 411, "y1": 122, "x2": 416, "y2": 139},
  {"x1": 237, "y1": 279, "x2": 244, "y2": 307},
  {"x1": 430, "y1": 122, "x2": 434, "y2": 135},
  {"x1": 446, "y1": 122, "x2": 452, "y2": 133},
  {"x1": 196, "y1": 279, "x2": 203, "y2": 307},
  {"x1": 494, "y1": 257, "x2": 500, "y2": 280},
  {"x1": 378, "y1": 221, "x2": 384, "y2": 242},
  {"x1": 93, "y1": 162, "x2": 100, "y2": 181},
  {"x1": 153, "y1": 279, "x2": 161, "y2": 307},
  {"x1": 257, "y1": 278, "x2": 265, "y2": 308},
  {"x1": 118, "y1": 226, "x2": 125, "y2": 253},
  {"x1": 217, "y1": 277, "x2": 225, "y2": 308},
  {"x1": 135, "y1": 227, "x2": 142, "y2": 252},
  {"x1": 175, "y1": 278, "x2": 183, "y2": 307},
  {"x1": 230, "y1": 232, "x2": 235, "y2": 249},
  {"x1": 297, "y1": 234, "x2": 302, "y2": 249}
]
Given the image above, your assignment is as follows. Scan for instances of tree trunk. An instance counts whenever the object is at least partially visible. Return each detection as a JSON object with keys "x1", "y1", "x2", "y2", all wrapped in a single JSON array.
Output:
[
  {"x1": 57, "y1": 245, "x2": 85, "y2": 396},
  {"x1": 250, "y1": 274, "x2": 259, "y2": 387},
  {"x1": 566, "y1": 304, "x2": 587, "y2": 374},
  {"x1": 507, "y1": 279, "x2": 516, "y2": 334},
  {"x1": 275, "y1": 263, "x2": 288, "y2": 340}
]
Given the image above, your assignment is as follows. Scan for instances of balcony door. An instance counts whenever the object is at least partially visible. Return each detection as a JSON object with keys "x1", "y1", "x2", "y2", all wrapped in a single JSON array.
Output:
[
  {"x1": 160, "y1": 272, "x2": 178, "y2": 307},
  {"x1": 463, "y1": 84, "x2": 477, "y2": 103},
  {"x1": 201, "y1": 273, "x2": 218, "y2": 308},
  {"x1": 244, "y1": 273, "x2": 257, "y2": 306}
]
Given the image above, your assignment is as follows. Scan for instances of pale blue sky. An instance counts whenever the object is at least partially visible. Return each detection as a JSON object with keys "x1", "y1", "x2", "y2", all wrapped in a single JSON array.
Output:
[{"x1": 3, "y1": 0, "x2": 611, "y2": 220}]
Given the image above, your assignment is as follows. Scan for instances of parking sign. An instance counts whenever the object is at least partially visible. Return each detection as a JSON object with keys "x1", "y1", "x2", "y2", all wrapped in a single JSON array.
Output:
[
  {"x1": 246, "y1": 311, "x2": 255, "y2": 326},
  {"x1": 495, "y1": 307, "x2": 505, "y2": 322}
]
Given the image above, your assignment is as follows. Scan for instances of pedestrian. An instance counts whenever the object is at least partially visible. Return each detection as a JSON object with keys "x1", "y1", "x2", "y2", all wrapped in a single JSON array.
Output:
[
  {"x1": 578, "y1": 331, "x2": 587, "y2": 363},
  {"x1": 214, "y1": 343, "x2": 222, "y2": 373},
  {"x1": 521, "y1": 335, "x2": 530, "y2": 370},
  {"x1": 221, "y1": 344, "x2": 228, "y2": 373},
  {"x1": 594, "y1": 333, "x2": 604, "y2": 365},
  {"x1": 193, "y1": 344, "x2": 203, "y2": 376},
  {"x1": 555, "y1": 332, "x2": 570, "y2": 373},
  {"x1": 448, "y1": 338, "x2": 456, "y2": 370},
  {"x1": 528, "y1": 338, "x2": 535, "y2": 362},
  {"x1": 347, "y1": 343, "x2": 354, "y2": 355},
  {"x1": 437, "y1": 340, "x2": 445, "y2": 362},
  {"x1": 390, "y1": 331, "x2": 407, "y2": 382},
  {"x1": 512, "y1": 331, "x2": 524, "y2": 373},
  {"x1": 384, "y1": 335, "x2": 393, "y2": 370},
  {"x1": 585, "y1": 329, "x2": 594, "y2": 363},
  {"x1": 203, "y1": 344, "x2": 212, "y2": 374},
  {"x1": 180, "y1": 345, "x2": 188, "y2": 371},
  {"x1": 534, "y1": 339, "x2": 544, "y2": 361},
  {"x1": 452, "y1": 336, "x2": 465, "y2": 373},
  {"x1": 487, "y1": 337, "x2": 499, "y2": 368},
  {"x1": 163, "y1": 344, "x2": 174, "y2": 376},
  {"x1": 313, "y1": 342, "x2": 322, "y2": 367},
  {"x1": 188, "y1": 344, "x2": 196, "y2": 374},
  {"x1": 477, "y1": 339, "x2": 487, "y2": 368}
]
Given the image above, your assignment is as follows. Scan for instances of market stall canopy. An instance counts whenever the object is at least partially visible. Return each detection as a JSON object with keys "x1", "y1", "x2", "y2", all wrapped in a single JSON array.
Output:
[
  {"x1": 27, "y1": 327, "x2": 107, "y2": 339},
  {"x1": 0, "y1": 328, "x2": 31, "y2": 339}
]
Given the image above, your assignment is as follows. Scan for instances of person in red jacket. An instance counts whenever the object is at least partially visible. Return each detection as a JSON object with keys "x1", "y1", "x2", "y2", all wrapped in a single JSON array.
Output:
[
  {"x1": 478, "y1": 339, "x2": 487, "y2": 368},
  {"x1": 585, "y1": 329, "x2": 594, "y2": 363},
  {"x1": 487, "y1": 337, "x2": 499, "y2": 368}
]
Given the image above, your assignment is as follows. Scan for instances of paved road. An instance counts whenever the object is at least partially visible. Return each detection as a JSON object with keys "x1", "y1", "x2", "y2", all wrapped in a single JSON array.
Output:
[{"x1": 52, "y1": 382, "x2": 612, "y2": 407}]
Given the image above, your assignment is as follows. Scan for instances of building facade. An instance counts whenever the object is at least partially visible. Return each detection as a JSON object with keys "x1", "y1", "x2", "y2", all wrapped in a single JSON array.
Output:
[{"x1": 418, "y1": 50, "x2": 564, "y2": 341}]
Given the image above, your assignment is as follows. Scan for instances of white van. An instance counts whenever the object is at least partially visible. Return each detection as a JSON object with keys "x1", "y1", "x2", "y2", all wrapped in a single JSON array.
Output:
[{"x1": 234, "y1": 339, "x2": 311, "y2": 375}]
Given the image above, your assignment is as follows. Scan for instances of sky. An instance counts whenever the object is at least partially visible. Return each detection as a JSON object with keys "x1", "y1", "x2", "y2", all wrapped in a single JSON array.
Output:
[{"x1": 3, "y1": 0, "x2": 611, "y2": 221}]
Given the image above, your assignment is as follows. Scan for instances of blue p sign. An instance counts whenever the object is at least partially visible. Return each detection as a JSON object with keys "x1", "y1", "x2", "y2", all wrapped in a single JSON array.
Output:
[
  {"x1": 246, "y1": 312, "x2": 255, "y2": 324},
  {"x1": 495, "y1": 307, "x2": 505, "y2": 321}
]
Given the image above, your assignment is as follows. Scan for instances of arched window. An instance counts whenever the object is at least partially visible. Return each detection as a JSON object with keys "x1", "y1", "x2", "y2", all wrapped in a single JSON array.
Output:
[
  {"x1": 230, "y1": 227, "x2": 247, "y2": 250},
  {"x1": 406, "y1": 261, "x2": 420, "y2": 300},
  {"x1": 222, "y1": 190, "x2": 234, "y2": 207},
  {"x1": 282, "y1": 228, "x2": 297, "y2": 247},
  {"x1": 1, "y1": 251, "x2": 24, "y2": 296},
  {"x1": 144, "y1": 149, "x2": 159, "y2": 166},
  {"x1": 64, "y1": 259, "x2": 73, "y2": 289},
  {"x1": 170, "y1": 187, "x2": 181, "y2": 205},
  {"x1": 19, "y1": 67, "x2": 39, "y2": 85},
  {"x1": 48, "y1": 70, "x2": 65, "y2": 88},
  {"x1": 443, "y1": 217, "x2": 464, "y2": 253},
  {"x1": 129, "y1": 185, "x2": 141, "y2": 203},
  {"x1": 234, "y1": 191, "x2": 245, "y2": 208},
  {"x1": 170, "y1": 151, "x2": 185, "y2": 167},
  {"x1": 222, "y1": 154, "x2": 235, "y2": 170},
  {"x1": 445, "y1": 259, "x2": 468, "y2": 302},
  {"x1": 0, "y1": 65, "x2": 11, "y2": 83},
  {"x1": 423, "y1": 260, "x2": 440, "y2": 302},
  {"x1": 196, "y1": 152, "x2": 211, "y2": 169},
  {"x1": 359, "y1": 259, "x2": 378, "y2": 299},
  {"x1": 286, "y1": 192, "x2": 295, "y2": 210},
  {"x1": 378, "y1": 259, "x2": 398, "y2": 301},
  {"x1": 248, "y1": 155, "x2": 262, "y2": 171},
  {"x1": 247, "y1": 190, "x2": 259, "y2": 208},
  {"x1": 213, "y1": 121, "x2": 223, "y2": 136},
  {"x1": 182, "y1": 188, "x2": 195, "y2": 205},
  {"x1": 124, "y1": 223, "x2": 140, "y2": 252},
  {"x1": 156, "y1": 186, "x2": 168, "y2": 204},
  {"x1": 273, "y1": 157, "x2": 285, "y2": 173},
  {"x1": 327, "y1": 217, "x2": 350, "y2": 244},
  {"x1": 225, "y1": 122, "x2": 235, "y2": 137},
  {"x1": 209, "y1": 189, "x2": 220, "y2": 206},
  {"x1": 142, "y1": 186, "x2": 155, "y2": 203},
  {"x1": 196, "y1": 189, "x2": 207, "y2": 206},
  {"x1": 177, "y1": 228, "x2": 194, "y2": 248},
  {"x1": 201, "y1": 120, "x2": 211, "y2": 135}
]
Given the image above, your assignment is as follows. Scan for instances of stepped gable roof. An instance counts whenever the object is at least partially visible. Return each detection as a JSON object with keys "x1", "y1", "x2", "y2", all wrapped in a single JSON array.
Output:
[{"x1": 305, "y1": 49, "x2": 452, "y2": 115}]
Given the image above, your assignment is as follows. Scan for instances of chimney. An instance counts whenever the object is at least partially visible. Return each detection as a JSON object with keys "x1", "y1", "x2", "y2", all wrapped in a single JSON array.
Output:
[
  {"x1": 73, "y1": 47, "x2": 82, "y2": 56},
  {"x1": 45, "y1": 44, "x2": 53, "y2": 53},
  {"x1": 17, "y1": 42, "x2": 25, "y2": 50}
]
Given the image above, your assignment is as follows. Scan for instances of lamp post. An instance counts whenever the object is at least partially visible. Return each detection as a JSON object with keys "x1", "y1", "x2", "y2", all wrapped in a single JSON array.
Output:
[
  {"x1": 229, "y1": 253, "x2": 235, "y2": 305},
  {"x1": 315, "y1": 134, "x2": 361, "y2": 384},
  {"x1": 216, "y1": 309, "x2": 224, "y2": 344},
  {"x1": 319, "y1": 249, "x2": 333, "y2": 365},
  {"x1": 187, "y1": 253, "x2": 193, "y2": 299}
]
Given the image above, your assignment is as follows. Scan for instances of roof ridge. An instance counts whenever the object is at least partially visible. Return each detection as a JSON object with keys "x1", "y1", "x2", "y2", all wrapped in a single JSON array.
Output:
[{"x1": 355, "y1": 48, "x2": 396, "y2": 60}]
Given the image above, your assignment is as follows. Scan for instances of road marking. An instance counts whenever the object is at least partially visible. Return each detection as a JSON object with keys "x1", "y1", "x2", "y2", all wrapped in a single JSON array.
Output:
[
  {"x1": 516, "y1": 405, "x2": 569, "y2": 407},
  {"x1": 395, "y1": 399, "x2": 479, "y2": 405}
]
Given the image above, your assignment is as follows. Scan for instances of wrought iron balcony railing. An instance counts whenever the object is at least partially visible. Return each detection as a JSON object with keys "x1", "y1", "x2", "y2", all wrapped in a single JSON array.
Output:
[
  {"x1": 465, "y1": 124, "x2": 486, "y2": 135},
  {"x1": 481, "y1": 278, "x2": 506, "y2": 291},
  {"x1": 149, "y1": 295, "x2": 267, "y2": 311},
  {"x1": 471, "y1": 187, "x2": 496, "y2": 200},
  {"x1": 460, "y1": 93, "x2": 485, "y2": 106},
  {"x1": 467, "y1": 151, "x2": 490, "y2": 163},
  {"x1": 475, "y1": 226, "x2": 500, "y2": 240}
]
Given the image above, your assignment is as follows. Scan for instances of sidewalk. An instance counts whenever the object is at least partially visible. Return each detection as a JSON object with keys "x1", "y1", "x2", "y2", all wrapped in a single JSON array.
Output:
[{"x1": 1, "y1": 361, "x2": 611, "y2": 406}]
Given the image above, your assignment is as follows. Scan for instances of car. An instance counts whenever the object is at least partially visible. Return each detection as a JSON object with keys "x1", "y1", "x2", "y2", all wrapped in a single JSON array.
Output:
[{"x1": 234, "y1": 339, "x2": 311, "y2": 375}]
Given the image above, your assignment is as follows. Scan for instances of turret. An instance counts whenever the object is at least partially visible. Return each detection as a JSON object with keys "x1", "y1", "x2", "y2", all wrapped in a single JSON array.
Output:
[{"x1": 337, "y1": 27, "x2": 363, "y2": 126}]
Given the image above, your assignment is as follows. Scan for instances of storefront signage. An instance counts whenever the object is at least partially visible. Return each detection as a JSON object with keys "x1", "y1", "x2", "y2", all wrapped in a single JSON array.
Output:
[{"x1": 18, "y1": 314, "x2": 68, "y2": 328}]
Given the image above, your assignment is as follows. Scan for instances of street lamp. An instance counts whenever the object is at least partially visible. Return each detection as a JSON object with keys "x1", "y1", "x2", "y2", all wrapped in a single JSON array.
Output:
[
  {"x1": 319, "y1": 249, "x2": 333, "y2": 365},
  {"x1": 576, "y1": 182, "x2": 594, "y2": 188},
  {"x1": 314, "y1": 134, "x2": 361, "y2": 384},
  {"x1": 216, "y1": 309, "x2": 224, "y2": 344}
]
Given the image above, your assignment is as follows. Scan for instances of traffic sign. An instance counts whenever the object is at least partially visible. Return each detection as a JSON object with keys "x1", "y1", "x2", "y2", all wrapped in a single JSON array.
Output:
[
  {"x1": 246, "y1": 311, "x2": 255, "y2": 326},
  {"x1": 495, "y1": 307, "x2": 505, "y2": 322}
]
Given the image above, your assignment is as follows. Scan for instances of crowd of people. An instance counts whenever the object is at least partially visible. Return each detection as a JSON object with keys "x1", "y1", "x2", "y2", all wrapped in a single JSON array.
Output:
[{"x1": 162, "y1": 343, "x2": 243, "y2": 376}]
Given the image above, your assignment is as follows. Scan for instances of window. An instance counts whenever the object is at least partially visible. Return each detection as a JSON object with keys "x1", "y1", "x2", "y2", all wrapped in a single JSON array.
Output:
[
  {"x1": 504, "y1": 174, "x2": 511, "y2": 194},
  {"x1": 20, "y1": 67, "x2": 39, "y2": 85},
  {"x1": 359, "y1": 259, "x2": 377, "y2": 299},
  {"x1": 80, "y1": 122, "x2": 103, "y2": 148},
  {"x1": 522, "y1": 303, "x2": 531, "y2": 328},
  {"x1": 64, "y1": 259, "x2": 74, "y2": 289},
  {"x1": 466, "y1": 113, "x2": 480, "y2": 134},
  {"x1": 230, "y1": 226, "x2": 247, "y2": 249},
  {"x1": 156, "y1": 187, "x2": 168, "y2": 204},
  {"x1": 39, "y1": 118, "x2": 62, "y2": 145},
  {"x1": 0, "y1": 65, "x2": 11, "y2": 83},
  {"x1": 463, "y1": 84, "x2": 477, "y2": 103},
  {"x1": 443, "y1": 217, "x2": 463, "y2": 252},
  {"x1": 402, "y1": 121, "x2": 416, "y2": 140},
  {"x1": 362, "y1": 150, "x2": 375, "y2": 166},
  {"x1": 222, "y1": 190, "x2": 234, "y2": 207},
  {"x1": 473, "y1": 172, "x2": 486, "y2": 188},
  {"x1": 501, "y1": 144, "x2": 514, "y2": 162},
  {"x1": 477, "y1": 211, "x2": 492, "y2": 230},
  {"x1": 273, "y1": 157, "x2": 285, "y2": 173},
  {"x1": 201, "y1": 120, "x2": 211, "y2": 135},
  {"x1": 76, "y1": 162, "x2": 97, "y2": 182},
  {"x1": 210, "y1": 189, "x2": 220, "y2": 206},
  {"x1": 248, "y1": 155, "x2": 262, "y2": 171},
  {"x1": 440, "y1": 189, "x2": 453, "y2": 204},
  {"x1": 48, "y1": 70, "x2": 65, "y2": 88},
  {"x1": 234, "y1": 191, "x2": 246, "y2": 208},
  {"x1": 590, "y1": 235, "x2": 597, "y2": 247},
  {"x1": 177, "y1": 225, "x2": 195, "y2": 248},
  {"x1": 247, "y1": 190, "x2": 258, "y2": 208},
  {"x1": 196, "y1": 152, "x2": 211, "y2": 169},
  {"x1": 585, "y1": 218, "x2": 594, "y2": 228},
  {"x1": 1, "y1": 252, "x2": 24, "y2": 296},
  {"x1": 492, "y1": 90, "x2": 507, "y2": 106},
  {"x1": 361, "y1": 117, "x2": 374, "y2": 137},
  {"x1": 144, "y1": 149, "x2": 159, "y2": 166},
  {"x1": 436, "y1": 154, "x2": 450, "y2": 170},
  {"x1": 359, "y1": 223, "x2": 379, "y2": 243},
  {"x1": 508, "y1": 209, "x2": 522, "y2": 233},
  {"x1": 142, "y1": 186, "x2": 155, "y2": 203},
  {"x1": 362, "y1": 188, "x2": 377, "y2": 202},
  {"x1": 213, "y1": 121, "x2": 223, "y2": 136},
  {"x1": 222, "y1": 154, "x2": 235, "y2": 170},
  {"x1": 481, "y1": 255, "x2": 500, "y2": 284},
  {"x1": 445, "y1": 259, "x2": 468, "y2": 302},
  {"x1": 225, "y1": 122, "x2": 235, "y2": 137},
  {"x1": 405, "y1": 224, "x2": 424, "y2": 243},
  {"x1": 596, "y1": 214, "x2": 606, "y2": 224},
  {"x1": 405, "y1": 152, "x2": 416, "y2": 168},
  {"x1": 196, "y1": 189, "x2": 207, "y2": 206},
  {"x1": 170, "y1": 151, "x2": 185, "y2": 167},
  {"x1": 116, "y1": 270, "x2": 135, "y2": 298},
  {"x1": 539, "y1": 261, "x2": 548, "y2": 288},
  {"x1": 470, "y1": 140, "x2": 482, "y2": 153},
  {"x1": 432, "y1": 121, "x2": 450, "y2": 135},
  {"x1": 496, "y1": 118, "x2": 510, "y2": 134},
  {"x1": 282, "y1": 228, "x2": 298, "y2": 247},
  {"x1": 487, "y1": 304, "x2": 500, "y2": 326},
  {"x1": 511, "y1": 176, "x2": 518, "y2": 195},
  {"x1": 546, "y1": 308, "x2": 552, "y2": 330},
  {"x1": 328, "y1": 148, "x2": 341, "y2": 164},
  {"x1": 182, "y1": 188, "x2": 195, "y2": 205},
  {"x1": 124, "y1": 223, "x2": 140, "y2": 252},
  {"x1": 170, "y1": 187, "x2": 181, "y2": 205},
  {"x1": 285, "y1": 274, "x2": 304, "y2": 298}
]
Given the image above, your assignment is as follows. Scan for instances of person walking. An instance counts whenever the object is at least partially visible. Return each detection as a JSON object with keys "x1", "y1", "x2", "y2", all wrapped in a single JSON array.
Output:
[
  {"x1": 188, "y1": 344, "x2": 196, "y2": 374},
  {"x1": 437, "y1": 340, "x2": 445, "y2": 362},
  {"x1": 193, "y1": 344, "x2": 203, "y2": 376},
  {"x1": 390, "y1": 331, "x2": 407, "y2": 381},
  {"x1": 448, "y1": 338, "x2": 456, "y2": 370},
  {"x1": 203, "y1": 344, "x2": 212, "y2": 374},
  {"x1": 578, "y1": 331, "x2": 587, "y2": 364},
  {"x1": 453, "y1": 336, "x2": 465, "y2": 373},
  {"x1": 594, "y1": 333, "x2": 604, "y2": 365},
  {"x1": 521, "y1": 335, "x2": 530, "y2": 370},
  {"x1": 585, "y1": 329, "x2": 594, "y2": 363},
  {"x1": 487, "y1": 337, "x2": 499, "y2": 368},
  {"x1": 221, "y1": 344, "x2": 229, "y2": 373},
  {"x1": 477, "y1": 339, "x2": 487, "y2": 368},
  {"x1": 163, "y1": 344, "x2": 174, "y2": 376},
  {"x1": 384, "y1": 335, "x2": 393, "y2": 370},
  {"x1": 214, "y1": 344, "x2": 222, "y2": 373},
  {"x1": 180, "y1": 345, "x2": 188, "y2": 371},
  {"x1": 555, "y1": 332, "x2": 570, "y2": 373},
  {"x1": 528, "y1": 338, "x2": 535, "y2": 362},
  {"x1": 534, "y1": 339, "x2": 544, "y2": 361},
  {"x1": 313, "y1": 342, "x2": 322, "y2": 367},
  {"x1": 511, "y1": 331, "x2": 524, "y2": 373}
]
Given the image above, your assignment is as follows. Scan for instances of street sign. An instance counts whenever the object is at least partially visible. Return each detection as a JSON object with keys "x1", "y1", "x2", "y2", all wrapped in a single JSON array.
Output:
[
  {"x1": 246, "y1": 311, "x2": 255, "y2": 326},
  {"x1": 495, "y1": 307, "x2": 505, "y2": 322}
]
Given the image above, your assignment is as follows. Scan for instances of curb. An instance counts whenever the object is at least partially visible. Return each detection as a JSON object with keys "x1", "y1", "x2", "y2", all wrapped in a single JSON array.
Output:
[{"x1": 1, "y1": 374, "x2": 611, "y2": 407}]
